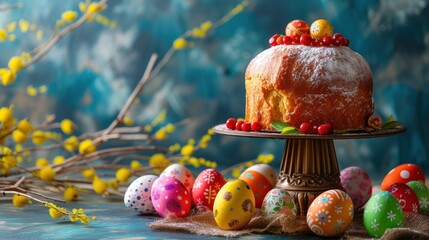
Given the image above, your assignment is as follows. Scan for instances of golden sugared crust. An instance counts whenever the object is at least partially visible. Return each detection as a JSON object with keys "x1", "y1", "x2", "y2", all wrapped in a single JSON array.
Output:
[{"x1": 245, "y1": 45, "x2": 373, "y2": 131}]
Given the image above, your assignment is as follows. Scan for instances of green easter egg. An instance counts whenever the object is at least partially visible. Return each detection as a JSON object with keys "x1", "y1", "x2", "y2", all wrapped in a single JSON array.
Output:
[
  {"x1": 407, "y1": 180, "x2": 429, "y2": 213},
  {"x1": 363, "y1": 191, "x2": 404, "y2": 238}
]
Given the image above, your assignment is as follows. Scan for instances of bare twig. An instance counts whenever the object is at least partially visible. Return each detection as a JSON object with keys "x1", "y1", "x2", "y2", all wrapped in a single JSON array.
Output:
[
  {"x1": 102, "y1": 53, "x2": 158, "y2": 137},
  {"x1": 23, "y1": 0, "x2": 108, "y2": 68},
  {"x1": 0, "y1": 3, "x2": 23, "y2": 12}
]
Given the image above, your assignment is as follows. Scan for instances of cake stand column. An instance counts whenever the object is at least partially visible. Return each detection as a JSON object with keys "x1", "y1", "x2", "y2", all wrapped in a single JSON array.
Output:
[{"x1": 276, "y1": 138, "x2": 343, "y2": 216}]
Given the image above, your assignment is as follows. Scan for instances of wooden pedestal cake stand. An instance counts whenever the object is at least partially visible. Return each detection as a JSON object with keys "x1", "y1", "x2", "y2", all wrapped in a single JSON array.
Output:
[{"x1": 212, "y1": 124, "x2": 406, "y2": 216}]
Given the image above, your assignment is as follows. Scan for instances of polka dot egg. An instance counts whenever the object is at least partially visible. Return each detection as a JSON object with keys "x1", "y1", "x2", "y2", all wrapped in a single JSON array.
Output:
[
  {"x1": 381, "y1": 163, "x2": 425, "y2": 190},
  {"x1": 213, "y1": 179, "x2": 255, "y2": 230},
  {"x1": 306, "y1": 189, "x2": 354, "y2": 237},
  {"x1": 160, "y1": 163, "x2": 195, "y2": 194},
  {"x1": 310, "y1": 19, "x2": 333, "y2": 40},
  {"x1": 124, "y1": 175, "x2": 158, "y2": 214},
  {"x1": 239, "y1": 164, "x2": 277, "y2": 208},
  {"x1": 151, "y1": 176, "x2": 191, "y2": 218}
]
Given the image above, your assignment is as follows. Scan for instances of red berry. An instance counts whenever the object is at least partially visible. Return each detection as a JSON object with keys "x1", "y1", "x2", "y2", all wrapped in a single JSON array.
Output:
[
  {"x1": 235, "y1": 120, "x2": 244, "y2": 131},
  {"x1": 269, "y1": 34, "x2": 280, "y2": 46},
  {"x1": 251, "y1": 121, "x2": 262, "y2": 132},
  {"x1": 312, "y1": 125, "x2": 319, "y2": 134},
  {"x1": 293, "y1": 36, "x2": 300, "y2": 44},
  {"x1": 332, "y1": 38, "x2": 342, "y2": 46},
  {"x1": 242, "y1": 122, "x2": 251, "y2": 132},
  {"x1": 299, "y1": 122, "x2": 312, "y2": 134},
  {"x1": 311, "y1": 38, "x2": 321, "y2": 46},
  {"x1": 283, "y1": 36, "x2": 293, "y2": 45},
  {"x1": 300, "y1": 34, "x2": 312, "y2": 46},
  {"x1": 226, "y1": 118, "x2": 237, "y2": 130},
  {"x1": 318, "y1": 123, "x2": 333, "y2": 135},
  {"x1": 332, "y1": 33, "x2": 343, "y2": 40},
  {"x1": 276, "y1": 35, "x2": 284, "y2": 45},
  {"x1": 343, "y1": 38, "x2": 350, "y2": 46},
  {"x1": 321, "y1": 36, "x2": 332, "y2": 46}
]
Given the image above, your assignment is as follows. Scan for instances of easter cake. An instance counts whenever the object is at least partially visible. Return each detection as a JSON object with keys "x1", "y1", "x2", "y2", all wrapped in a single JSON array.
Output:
[{"x1": 244, "y1": 19, "x2": 374, "y2": 132}]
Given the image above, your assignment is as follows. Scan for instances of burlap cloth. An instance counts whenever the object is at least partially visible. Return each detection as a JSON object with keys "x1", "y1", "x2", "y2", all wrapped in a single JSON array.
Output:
[
  {"x1": 149, "y1": 183, "x2": 429, "y2": 238},
  {"x1": 149, "y1": 206, "x2": 429, "y2": 239}
]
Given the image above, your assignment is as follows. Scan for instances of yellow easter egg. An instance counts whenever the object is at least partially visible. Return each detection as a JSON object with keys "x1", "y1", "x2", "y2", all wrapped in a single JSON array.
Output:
[
  {"x1": 213, "y1": 179, "x2": 255, "y2": 230},
  {"x1": 310, "y1": 19, "x2": 333, "y2": 40}
]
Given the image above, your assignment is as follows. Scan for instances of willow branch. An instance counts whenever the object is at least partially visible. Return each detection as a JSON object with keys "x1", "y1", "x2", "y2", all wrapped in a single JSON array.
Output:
[
  {"x1": 0, "y1": 3, "x2": 23, "y2": 12},
  {"x1": 102, "y1": 53, "x2": 158, "y2": 137},
  {"x1": 23, "y1": 0, "x2": 108, "y2": 68}
]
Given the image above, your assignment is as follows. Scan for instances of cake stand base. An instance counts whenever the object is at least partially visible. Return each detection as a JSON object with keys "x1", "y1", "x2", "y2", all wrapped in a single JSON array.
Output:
[{"x1": 276, "y1": 139, "x2": 343, "y2": 216}]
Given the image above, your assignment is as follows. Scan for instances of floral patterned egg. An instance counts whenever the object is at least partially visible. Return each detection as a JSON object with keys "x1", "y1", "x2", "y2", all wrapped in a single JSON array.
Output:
[
  {"x1": 213, "y1": 179, "x2": 255, "y2": 230},
  {"x1": 150, "y1": 176, "x2": 191, "y2": 218},
  {"x1": 407, "y1": 180, "x2": 429, "y2": 213},
  {"x1": 192, "y1": 168, "x2": 226, "y2": 210},
  {"x1": 363, "y1": 191, "x2": 404, "y2": 238},
  {"x1": 387, "y1": 182, "x2": 420, "y2": 213},
  {"x1": 160, "y1": 163, "x2": 195, "y2": 194},
  {"x1": 340, "y1": 166, "x2": 372, "y2": 209},
  {"x1": 124, "y1": 175, "x2": 158, "y2": 214},
  {"x1": 239, "y1": 164, "x2": 277, "y2": 208},
  {"x1": 306, "y1": 189, "x2": 354, "y2": 237},
  {"x1": 261, "y1": 188, "x2": 296, "y2": 217},
  {"x1": 381, "y1": 163, "x2": 425, "y2": 190}
]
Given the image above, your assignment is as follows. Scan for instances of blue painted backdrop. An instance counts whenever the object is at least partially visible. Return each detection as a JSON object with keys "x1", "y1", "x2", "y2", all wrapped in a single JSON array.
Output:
[{"x1": 1, "y1": 0, "x2": 428, "y2": 182}]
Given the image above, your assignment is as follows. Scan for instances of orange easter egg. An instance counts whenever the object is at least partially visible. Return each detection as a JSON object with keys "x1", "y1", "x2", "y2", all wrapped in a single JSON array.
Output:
[
  {"x1": 306, "y1": 189, "x2": 354, "y2": 237},
  {"x1": 381, "y1": 163, "x2": 425, "y2": 190},
  {"x1": 239, "y1": 164, "x2": 275, "y2": 208}
]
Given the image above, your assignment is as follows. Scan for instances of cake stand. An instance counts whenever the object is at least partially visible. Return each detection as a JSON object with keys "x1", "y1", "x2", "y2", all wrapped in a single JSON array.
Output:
[{"x1": 212, "y1": 124, "x2": 406, "y2": 216}]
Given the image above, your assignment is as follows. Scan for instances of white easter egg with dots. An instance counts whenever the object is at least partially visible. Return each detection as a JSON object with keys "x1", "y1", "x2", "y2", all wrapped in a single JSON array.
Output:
[{"x1": 124, "y1": 174, "x2": 158, "y2": 214}]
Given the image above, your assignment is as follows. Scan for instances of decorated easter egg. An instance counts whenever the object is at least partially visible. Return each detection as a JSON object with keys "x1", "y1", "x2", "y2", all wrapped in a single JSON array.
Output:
[
  {"x1": 387, "y1": 182, "x2": 420, "y2": 213},
  {"x1": 381, "y1": 163, "x2": 425, "y2": 190},
  {"x1": 310, "y1": 19, "x2": 333, "y2": 40},
  {"x1": 340, "y1": 166, "x2": 372, "y2": 209},
  {"x1": 192, "y1": 168, "x2": 226, "y2": 210},
  {"x1": 124, "y1": 175, "x2": 158, "y2": 214},
  {"x1": 151, "y1": 176, "x2": 191, "y2": 218},
  {"x1": 261, "y1": 188, "x2": 296, "y2": 217},
  {"x1": 363, "y1": 191, "x2": 404, "y2": 238},
  {"x1": 285, "y1": 20, "x2": 310, "y2": 37},
  {"x1": 213, "y1": 179, "x2": 255, "y2": 230},
  {"x1": 160, "y1": 163, "x2": 195, "y2": 194},
  {"x1": 407, "y1": 180, "x2": 429, "y2": 213},
  {"x1": 239, "y1": 164, "x2": 276, "y2": 208},
  {"x1": 306, "y1": 189, "x2": 354, "y2": 237}
]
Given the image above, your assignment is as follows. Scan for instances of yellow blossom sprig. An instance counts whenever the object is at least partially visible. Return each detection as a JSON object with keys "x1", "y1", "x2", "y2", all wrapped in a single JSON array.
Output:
[
  {"x1": 171, "y1": 0, "x2": 249, "y2": 51},
  {"x1": 0, "y1": 0, "x2": 108, "y2": 86},
  {"x1": 0, "y1": 0, "x2": 251, "y2": 224}
]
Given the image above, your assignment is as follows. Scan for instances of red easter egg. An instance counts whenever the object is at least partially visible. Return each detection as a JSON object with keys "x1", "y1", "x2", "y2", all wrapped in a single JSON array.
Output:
[
  {"x1": 285, "y1": 20, "x2": 310, "y2": 37},
  {"x1": 388, "y1": 182, "x2": 420, "y2": 213},
  {"x1": 192, "y1": 168, "x2": 226, "y2": 210},
  {"x1": 381, "y1": 163, "x2": 425, "y2": 190}
]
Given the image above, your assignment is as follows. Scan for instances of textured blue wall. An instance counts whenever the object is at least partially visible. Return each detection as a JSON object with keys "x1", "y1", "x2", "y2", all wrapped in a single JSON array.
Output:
[{"x1": 1, "y1": 0, "x2": 428, "y2": 182}]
